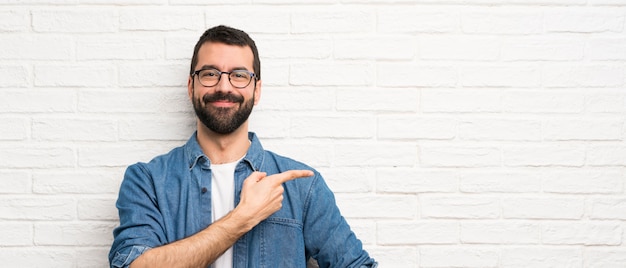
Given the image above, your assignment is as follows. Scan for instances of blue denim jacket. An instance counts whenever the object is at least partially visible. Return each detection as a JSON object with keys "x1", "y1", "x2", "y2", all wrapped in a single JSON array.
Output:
[{"x1": 109, "y1": 132, "x2": 377, "y2": 268}]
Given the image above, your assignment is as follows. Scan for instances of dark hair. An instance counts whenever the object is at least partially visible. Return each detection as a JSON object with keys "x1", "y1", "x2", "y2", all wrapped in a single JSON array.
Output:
[{"x1": 189, "y1": 25, "x2": 261, "y2": 80}]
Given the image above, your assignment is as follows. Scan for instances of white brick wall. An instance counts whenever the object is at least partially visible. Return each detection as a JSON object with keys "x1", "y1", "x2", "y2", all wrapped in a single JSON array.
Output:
[{"x1": 1, "y1": 1, "x2": 625, "y2": 267}]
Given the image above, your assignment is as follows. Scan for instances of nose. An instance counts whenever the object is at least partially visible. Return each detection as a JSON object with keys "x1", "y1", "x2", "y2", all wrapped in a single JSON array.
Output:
[{"x1": 214, "y1": 73, "x2": 233, "y2": 93}]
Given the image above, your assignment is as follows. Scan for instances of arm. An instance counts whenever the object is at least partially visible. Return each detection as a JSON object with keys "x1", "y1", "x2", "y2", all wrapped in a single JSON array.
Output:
[{"x1": 129, "y1": 170, "x2": 314, "y2": 268}]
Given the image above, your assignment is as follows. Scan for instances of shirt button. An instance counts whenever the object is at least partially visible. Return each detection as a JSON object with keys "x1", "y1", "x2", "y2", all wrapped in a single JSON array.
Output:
[{"x1": 201, "y1": 187, "x2": 207, "y2": 193}]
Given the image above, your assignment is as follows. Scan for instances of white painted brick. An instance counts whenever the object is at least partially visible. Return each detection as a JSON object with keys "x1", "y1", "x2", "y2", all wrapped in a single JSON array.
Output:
[
  {"x1": 249, "y1": 112, "x2": 291, "y2": 139},
  {"x1": 461, "y1": 221, "x2": 541, "y2": 244},
  {"x1": 83, "y1": 0, "x2": 164, "y2": 4},
  {"x1": 78, "y1": 88, "x2": 189, "y2": 113},
  {"x1": 378, "y1": 64, "x2": 457, "y2": 87},
  {"x1": 0, "y1": 146, "x2": 75, "y2": 168},
  {"x1": 337, "y1": 88, "x2": 419, "y2": 112},
  {"x1": 460, "y1": 170, "x2": 542, "y2": 193},
  {"x1": 78, "y1": 142, "x2": 177, "y2": 167},
  {"x1": 543, "y1": 64, "x2": 625, "y2": 88},
  {"x1": 587, "y1": 90, "x2": 626, "y2": 113},
  {"x1": 0, "y1": 35, "x2": 74, "y2": 60},
  {"x1": 420, "y1": 145, "x2": 501, "y2": 168},
  {"x1": 544, "y1": 118, "x2": 623, "y2": 141},
  {"x1": 0, "y1": 10, "x2": 29, "y2": 32},
  {"x1": 421, "y1": 195, "x2": 500, "y2": 219},
  {"x1": 336, "y1": 194, "x2": 417, "y2": 219},
  {"x1": 459, "y1": 118, "x2": 542, "y2": 141},
  {"x1": 503, "y1": 145, "x2": 585, "y2": 167},
  {"x1": 256, "y1": 87, "x2": 333, "y2": 111},
  {"x1": 250, "y1": 141, "x2": 332, "y2": 168},
  {"x1": 205, "y1": 8, "x2": 290, "y2": 34},
  {"x1": 165, "y1": 35, "x2": 197, "y2": 60},
  {"x1": 77, "y1": 35, "x2": 164, "y2": 60},
  {"x1": 0, "y1": 197, "x2": 75, "y2": 220},
  {"x1": 334, "y1": 143, "x2": 417, "y2": 167},
  {"x1": 585, "y1": 248, "x2": 626, "y2": 268},
  {"x1": 0, "y1": 65, "x2": 29, "y2": 87},
  {"x1": 290, "y1": 62, "x2": 374, "y2": 86},
  {"x1": 502, "y1": 37, "x2": 584, "y2": 61},
  {"x1": 34, "y1": 222, "x2": 116, "y2": 246},
  {"x1": 503, "y1": 90, "x2": 584, "y2": 113},
  {"x1": 291, "y1": 10, "x2": 375, "y2": 33},
  {"x1": 421, "y1": 88, "x2": 501, "y2": 113},
  {"x1": 590, "y1": 198, "x2": 626, "y2": 220},
  {"x1": 420, "y1": 36, "x2": 500, "y2": 60},
  {"x1": 73, "y1": 248, "x2": 111, "y2": 268},
  {"x1": 0, "y1": 117, "x2": 28, "y2": 140},
  {"x1": 503, "y1": 197, "x2": 584, "y2": 219},
  {"x1": 343, "y1": 219, "x2": 376, "y2": 245},
  {"x1": 32, "y1": 169, "x2": 122, "y2": 194},
  {"x1": 78, "y1": 198, "x2": 118, "y2": 220},
  {"x1": 377, "y1": 8, "x2": 458, "y2": 33},
  {"x1": 366, "y1": 247, "x2": 418, "y2": 268},
  {"x1": 0, "y1": 89, "x2": 76, "y2": 113},
  {"x1": 259, "y1": 37, "x2": 332, "y2": 59},
  {"x1": 32, "y1": 117, "x2": 117, "y2": 141},
  {"x1": 291, "y1": 115, "x2": 375, "y2": 139},
  {"x1": 119, "y1": 8, "x2": 203, "y2": 31},
  {"x1": 460, "y1": 64, "x2": 540, "y2": 88},
  {"x1": 119, "y1": 63, "x2": 187, "y2": 87},
  {"x1": 588, "y1": 38, "x2": 626, "y2": 60},
  {"x1": 376, "y1": 168, "x2": 457, "y2": 194},
  {"x1": 378, "y1": 221, "x2": 458, "y2": 245},
  {"x1": 587, "y1": 145, "x2": 626, "y2": 166},
  {"x1": 420, "y1": 246, "x2": 499, "y2": 267},
  {"x1": 545, "y1": 9, "x2": 624, "y2": 33},
  {"x1": 591, "y1": 0, "x2": 626, "y2": 4},
  {"x1": 0, "y1": 223, "x2": 33, "y2": 246},
  {"x1": 118, "y1": 116, "x2": 195, "y2": 141},
  {"x1": 543, "y1": 221, "x2": 621, "y2": 245},
  {"x1": 0, "y1": 171, "x2": 31, "y2": 194},
  {"x1": 260, "y1": 62, "x2": 289, "y2": 86},
  {"x1": 543, "y1": 169, "x2": 623, "y2": 194},
  {"x1": 378, "y1": 116, "x2": 456, "y2": 140},
  {"x1": 317, "y1": 167, "x2": 374, "y2": 193},
  {"x1": 34, "y1": 64, "x2": 116, "y2": 87},
  {"x1": 32, "y1": 9, "x2": 118, "y2": 33},
  {"x1": 0, "y1": 249, "x2": 74, "y2": 268},
  {"x1": 462, "y1": 10, "x2": 543, "y2": 34},
  {"x1": 334, "y1": 36, "x2": 415, "y2": 60},
  {"x1": 501, "y1": 247, "x2": 582, "y2": 268}
]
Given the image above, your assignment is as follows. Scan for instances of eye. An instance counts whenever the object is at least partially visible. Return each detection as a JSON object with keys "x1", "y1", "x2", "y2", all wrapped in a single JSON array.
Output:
[
  {"x1": 231, "y1": 71, "x2": 250, "y2": 80},
  {"x1": 200, "y1": 69, "x2": 220, "y2": 78}
]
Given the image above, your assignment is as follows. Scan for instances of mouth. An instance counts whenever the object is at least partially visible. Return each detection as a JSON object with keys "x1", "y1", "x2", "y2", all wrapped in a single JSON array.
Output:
[{"x1": 202, "y1": 93, "x2": 243, "y2": 108}]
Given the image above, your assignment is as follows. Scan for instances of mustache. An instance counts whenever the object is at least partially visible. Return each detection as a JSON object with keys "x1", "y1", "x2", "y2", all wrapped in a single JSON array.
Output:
[{"x1": 201, "y1": 92, "x2": 244, "y2": 104}]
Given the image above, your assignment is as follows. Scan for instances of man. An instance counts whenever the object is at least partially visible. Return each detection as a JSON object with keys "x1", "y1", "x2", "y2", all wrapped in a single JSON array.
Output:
[{"x1": 109, "y1": 25, "x2": 377, "y2": 268}]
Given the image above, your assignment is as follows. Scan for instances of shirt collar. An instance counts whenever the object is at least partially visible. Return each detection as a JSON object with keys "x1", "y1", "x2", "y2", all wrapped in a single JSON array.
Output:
[{"x1": 184, "y1": 131, "x2": 264, "y2": 171}]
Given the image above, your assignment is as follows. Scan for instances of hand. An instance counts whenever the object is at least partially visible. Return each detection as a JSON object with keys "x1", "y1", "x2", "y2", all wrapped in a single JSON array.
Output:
[{"x1": 236, "y1": 170, "x2": 314, "y2": 227}]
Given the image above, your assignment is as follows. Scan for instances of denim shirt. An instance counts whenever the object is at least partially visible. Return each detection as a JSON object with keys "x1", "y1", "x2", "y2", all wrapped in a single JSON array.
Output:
[{"x1": 109, "y1": 132, "x2": 377, "y2": 268}]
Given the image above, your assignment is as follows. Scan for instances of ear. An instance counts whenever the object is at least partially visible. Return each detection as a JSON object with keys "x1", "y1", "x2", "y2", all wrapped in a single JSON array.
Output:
[
  {"x1": 253, "y1": 79, "x2": 262, "y2": 105},
  {"x1": 187, "y1": 75, "x2": 194, "y2": 101}
]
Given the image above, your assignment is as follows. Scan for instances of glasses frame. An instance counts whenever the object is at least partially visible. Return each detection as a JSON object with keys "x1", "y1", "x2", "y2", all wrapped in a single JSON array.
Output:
[{"x1": 192, "y1": 68, "x2": 257, "y2": 89}]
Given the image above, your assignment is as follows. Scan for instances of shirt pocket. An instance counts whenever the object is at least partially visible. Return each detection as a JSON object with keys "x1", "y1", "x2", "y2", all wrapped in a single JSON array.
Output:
[{"x1": 259, "y1": 217, "x2": 307, "y2": 268}]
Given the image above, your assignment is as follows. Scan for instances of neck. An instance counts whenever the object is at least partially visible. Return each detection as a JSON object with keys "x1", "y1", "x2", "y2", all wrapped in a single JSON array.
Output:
[{"x1": 196, "y1": 121, "x2": 250, "y2": 164}]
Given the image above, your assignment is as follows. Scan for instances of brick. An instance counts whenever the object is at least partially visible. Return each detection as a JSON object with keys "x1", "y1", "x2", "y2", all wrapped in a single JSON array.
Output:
[
  {"x1": 590, "y1": 198, "x2": 626, "y2": 220},
  {"x1": 258, "y1": 37, "x2": 332, "y2": 59},
  {"x1": 120, "y1": 8, "x2": 203, "y2": 31},
  {"x1": 78, "y1": 88, "x2": 188, "y2": 113},
  {"x1": 420, "y1": 145, "x2": 501, "y2": 168},
  {"x1": 78, "y1": 142, "x2": 176, "y2": 167},
  {"x1": 34, "y1": 222, "x2": 116, "y2": 246},
  {"x1": 119, "y1": 116, "x2": 194, "y2": 141},
  {"x1": 291, "y1": 115, "x2": 374, "y2": 139},
  {"x1": 34, "y1": 64, "x2": 116, "y2": 87},
  {"x1": 0, "y1": 35, "x2": 74, "y2": 60},
  {"x1": 77, "y1": 35, "x2": 164, "y2": 60},
  {"x1": 543, "y1": 221, "x2": 621, "y2": 245},
  {"x1": 83, "y1": 0, "x2": 164, "y2": 3},
  {"x1": 256, "y1": 87, "x2": 334, "y2": 111},
  {"x1": 32, "y1": 9, "x2": 118, "y2": 33},
  {"x1": 421, "y1": 88, "x2": 501, "y2": 113},
  {"x1": 365, "y1": 247, "x2": 417, "y2": 268},
  {"x1": 462, "y1": 11, "x2": 542, "y2": 34},
  {"x1": 420, "y1": 246, "x2": 499, "y2": 267},
  {"x1": 459, "y1": 118, "x2": 542, "y2": 141},
  {"x1": 32, "y1": 117, "x2": 117, "y2": 141},
  {"x1": 205, "y1": 8, "x2": 290, "y2": 34},
  {"x1": 501, "y1": 247, "x2": 582, "y2": 267},
  {"x1": 119, "y1": 63, "x2": 187, "y2": 87},
  {"x1": 460, "y1": 64, "x2": 540, "y2": 87},
  {"x1": 336, "y1": 194, "x2": 417, "y2": 219},
  {"x1": 0, "y1": 10, "x2": 29, "y2": 32},
  {"x1": 544, "y1": 118, "x2": 623, "y2": 141},
  {"x1": 503, "y1": 145, "x2": 585, "y2": 167},
  {"x1": 317, "y1": 167, "x2": 374, "y2": 193},
  {"x1": 503, "y1": 90, "x2": 584, "y2": 113},
  {"x1": 377, "y1": 116, "x2": 457, "y2": 140},
  {"x1": 0, "y1": 197, "x2": 75, "y2": 220},
  {"x1": 337, "y1": 88, "x2": 418, "y2": 112},
  {"x1": 344, "y1": 219, "x2": 376, "y2": 245},
  {"x1": 249, "y1": 112, "x2": 290, "y2": 139},
  {"x1": 334, "y1": 36, "x2": 415, "y2": 60},
  {"x1": 588, "y1": 38, "x2": 626, "y2": 60},
  {"x1": 378, "y1": 8, "x2": 458, "y2": 33},
  {"x1": 503, "y1": 197, "x2": 584, "y2": 219},
  {"x1": 0, "y1": 223, "x2": 33, "y2": 246},
  {"x1": 73, "y1": 248, "x2": 111, "y2": 268},
  {"x1": 291, "y1": 10, "x2": 374, "y2": 33},
  {"x1": 376, "y1": 168, "x2": 457, "y2": 193},
  {"x1": 460, "y1": 170, "x2": 542, "y2": 193},
  {"x1": 587, "y1": 90, "x2": 626, "y2": 113},
  {"x1": 461, "y1": 221, "x2": 541, "y2": 244},
  {"x1": 0, "y1": 249, "x2": 74, "y2": 268},
  {"x1": 260, "y1": 62, "x2": 289, "y2": 86},
  {"x1": 545, "y1": 9, "x2": 624, "y2": 33},
  {"x1": 502, "y1": 37, "x2": 584, "y2": 61},
  {"x1": 0, "y1": 89, "x2": 76, "y2": 113},
  {"x1": 78, "y1": 198, "x2": 118, "y2": 220},
  {"x1": 0, "y1": 146, "x2": 75, "y2": 168},
  {"x1": 165, "y1": 35, "x2": 197, "y2": 60},
  {"x1": 587, "y1": 145, "x2": 626, "y2": 166},
  {"x1": 586, "y1": 249, "x2": 626, "y2": 267},
  {"x1": 543, "y1": 169, "x2": 623, "y2": 194},
  {"x1": 0, "y1": 117, "x2": 28, "y2": 140},
  {"x1": 420, "y1": 36, "x2": 499, "y2": 60},
  {"x1": 420, "y1": 195, "x2": 500, "y2": 219},
  {"x1": 378, "y1": 64, "x2": 457, "y2": 87},
  {"x1": 262, "y1": 141, "x2": 332, "y2": 167},
  {"x1": 290, "y1": 62, "x2": 374, "y2": 86},
  {"x1": 334, "y1": 143, "x2": 417, "y2": 167},
  {"x1": 0, "y1": 65, "x2": 29, "y2": 87},
  {"x1": 543, "y1": 64, "x2": 625, "y2": 88},
  {"x1": 32, "y1": 169, "x2": 122, "y2": 194},
  {"x1": 378, "y1": 221, "x2": 458, "y2": 245},
  {"x1": 0, "y1": 171, "x2": 31, "y2": 194}
]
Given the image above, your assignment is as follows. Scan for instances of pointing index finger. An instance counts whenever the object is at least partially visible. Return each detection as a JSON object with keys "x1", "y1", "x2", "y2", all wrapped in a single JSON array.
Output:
[{"x1": 276, "y1": 170, "x2": 314, "y2": 184}]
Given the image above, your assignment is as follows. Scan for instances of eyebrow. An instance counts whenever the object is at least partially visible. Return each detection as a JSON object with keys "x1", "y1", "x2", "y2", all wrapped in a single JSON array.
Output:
[{"x1": 198, "y1": 65, "x2": 250, "y2": 72}]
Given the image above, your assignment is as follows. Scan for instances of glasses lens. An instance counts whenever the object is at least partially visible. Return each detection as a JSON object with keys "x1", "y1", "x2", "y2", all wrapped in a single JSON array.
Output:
[
  {"x1": 229, "y1": 71, "x2": 252, "y2": 88},
  {"x1": 198, "y1": 69, "x2": 221, "y2": 87}
]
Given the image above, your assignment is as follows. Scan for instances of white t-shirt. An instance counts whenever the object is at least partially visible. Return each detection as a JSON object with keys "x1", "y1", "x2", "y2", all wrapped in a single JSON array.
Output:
[{"x1": 210, "y1": 158, "x2": 241, "y2": 268}]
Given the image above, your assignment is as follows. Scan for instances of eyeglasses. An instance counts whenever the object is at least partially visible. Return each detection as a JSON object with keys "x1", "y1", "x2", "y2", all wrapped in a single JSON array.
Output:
[{"x1": 192, "y1": 68, "x2": 256, "y2": 88}]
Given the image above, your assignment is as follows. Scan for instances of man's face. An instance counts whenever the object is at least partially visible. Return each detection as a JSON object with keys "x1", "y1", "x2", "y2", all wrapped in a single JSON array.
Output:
[{"x1": 188, "y1": 42, "x2": 261, "y2": 135}]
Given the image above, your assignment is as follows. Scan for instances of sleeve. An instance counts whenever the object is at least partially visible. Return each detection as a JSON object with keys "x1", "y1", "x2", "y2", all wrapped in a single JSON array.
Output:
[
  {"x1": 302, "y1": 173, "x2": 378, "y2": 268},
  {"x1": 108, "y1": 163, "x2": 167, "y2": 268}
]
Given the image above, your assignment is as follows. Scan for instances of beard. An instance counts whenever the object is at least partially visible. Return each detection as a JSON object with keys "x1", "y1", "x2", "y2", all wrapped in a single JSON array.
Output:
[{"x1": 192, "y1": 89, "x2": 255, "y2": 135}]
